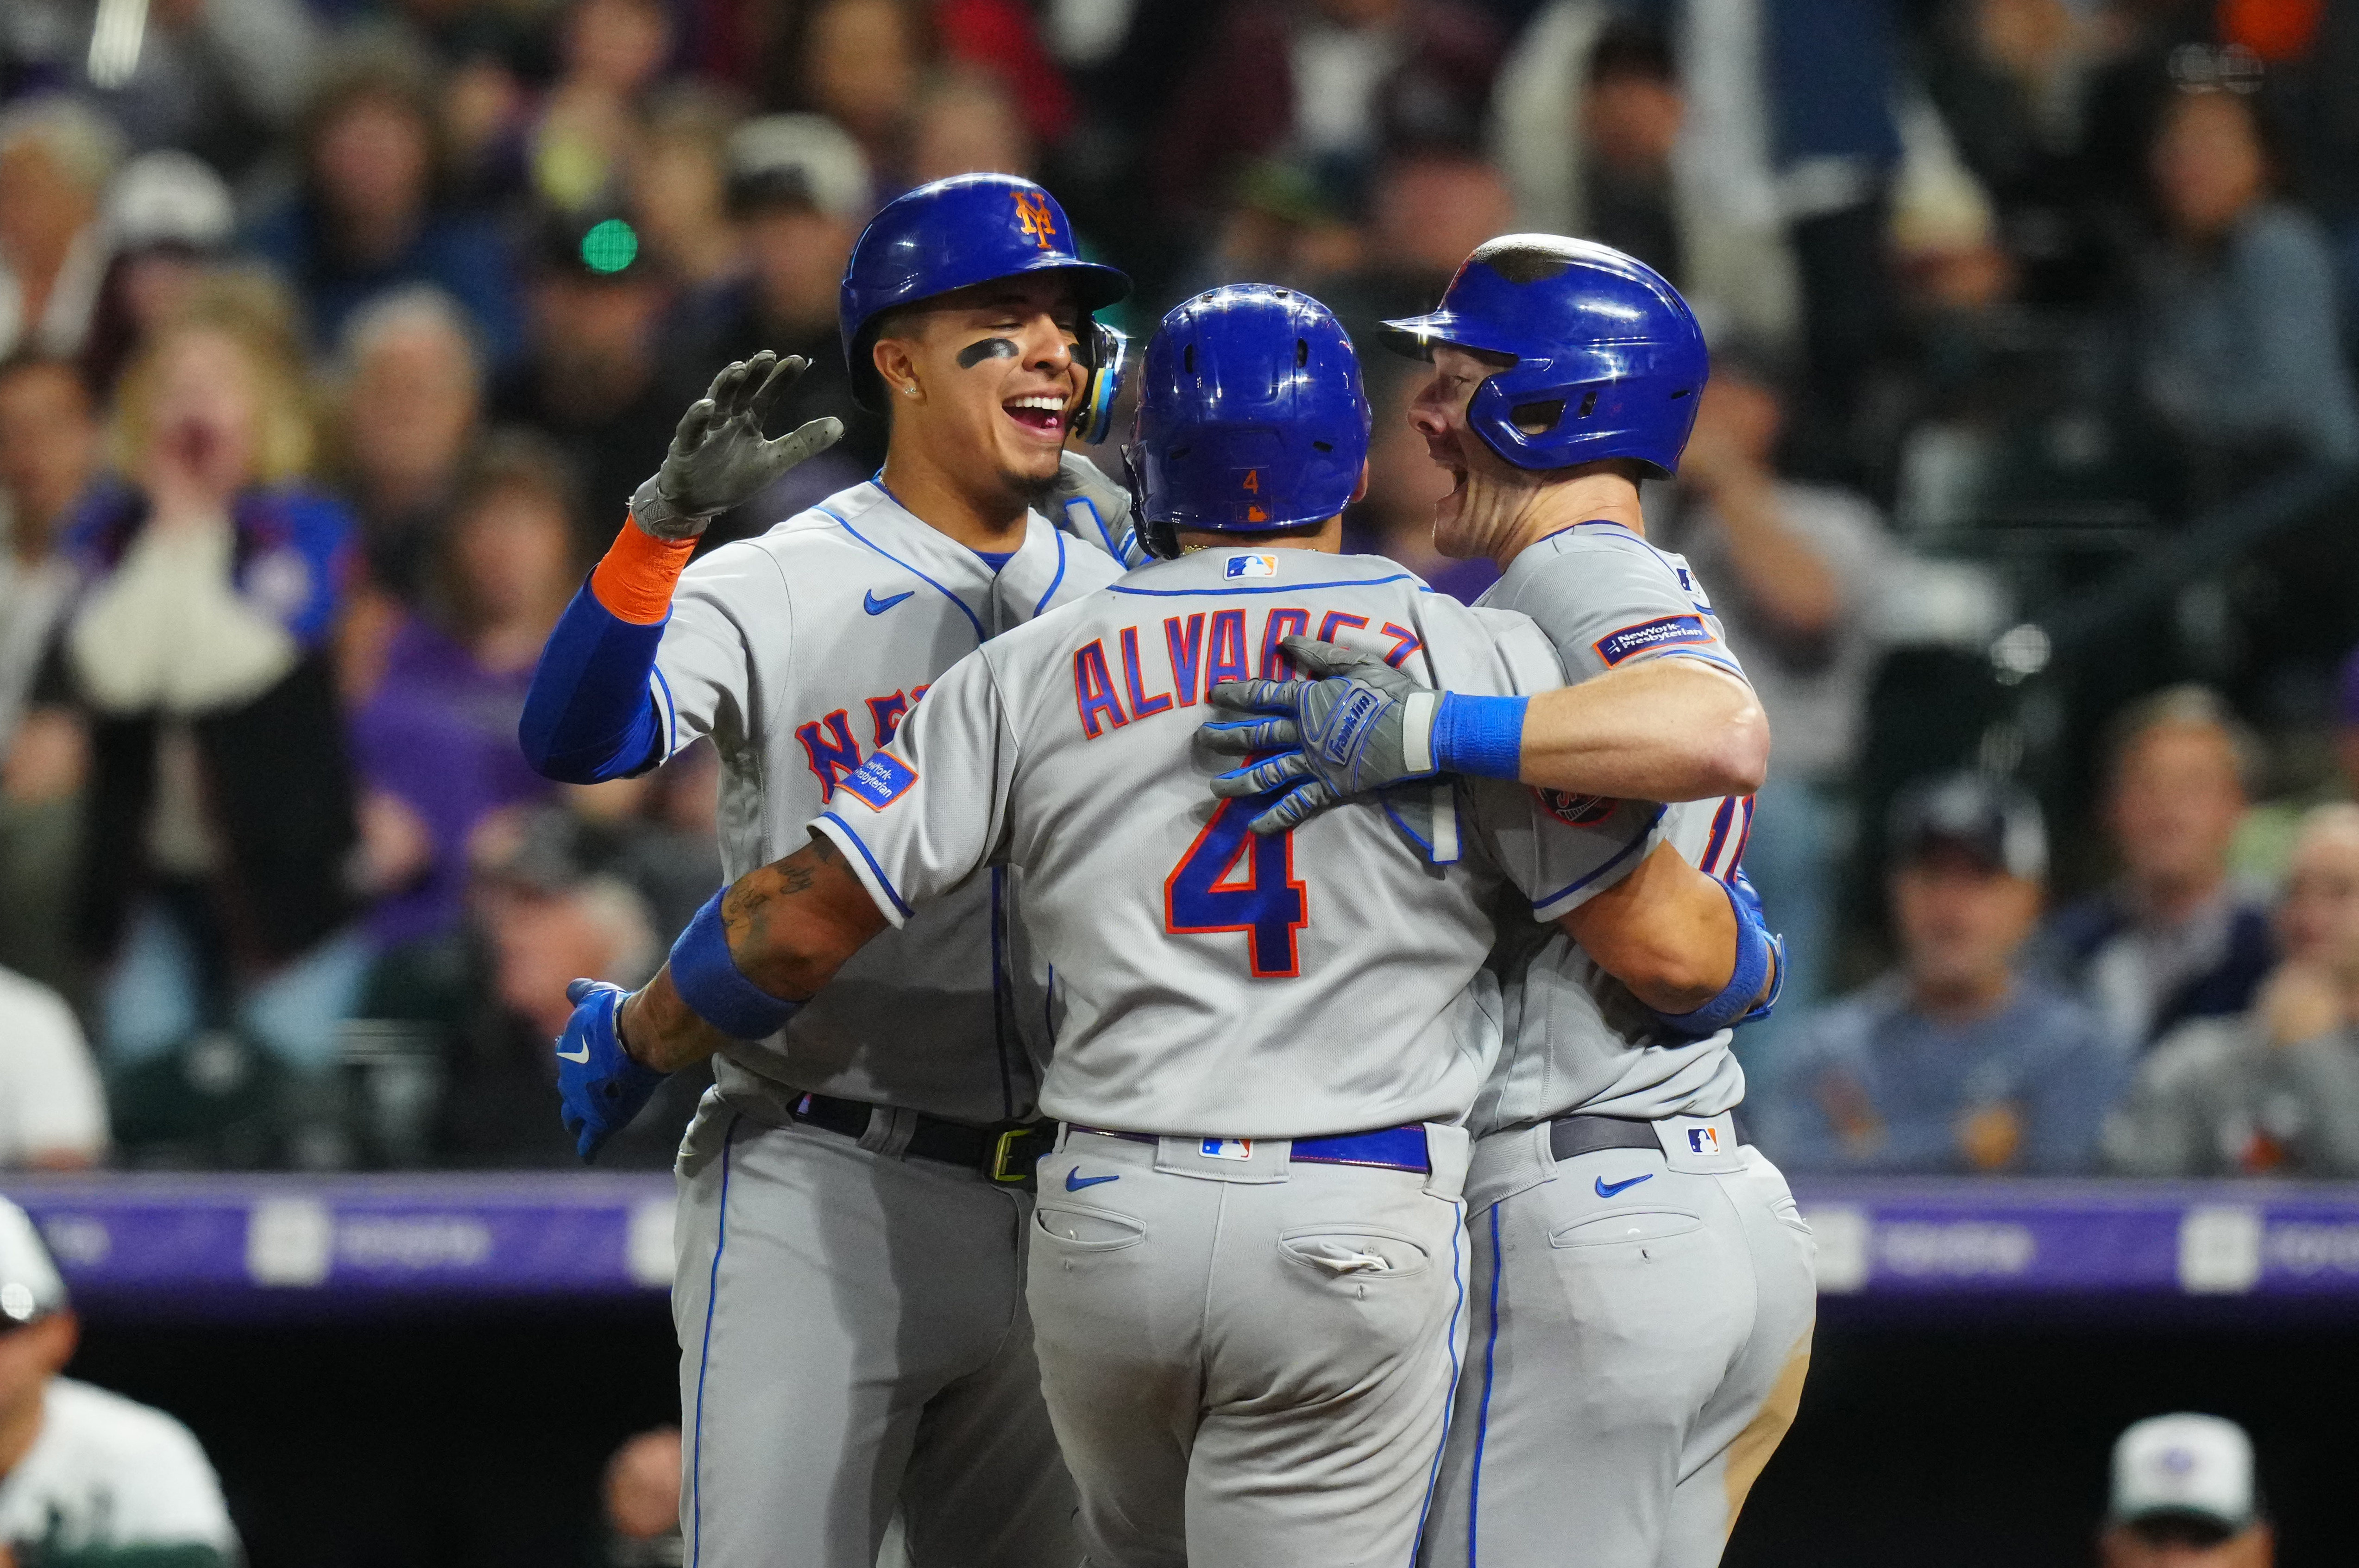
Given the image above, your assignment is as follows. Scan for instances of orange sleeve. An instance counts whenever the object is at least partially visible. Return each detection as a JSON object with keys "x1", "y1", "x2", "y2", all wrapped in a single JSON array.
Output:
[{"x1": 589, "y1": 515, "x2": 697, "y2": 626}]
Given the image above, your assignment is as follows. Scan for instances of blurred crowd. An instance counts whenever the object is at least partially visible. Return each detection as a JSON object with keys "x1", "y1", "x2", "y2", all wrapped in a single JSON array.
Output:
[{"x1": 2, "y1": 0, "x2": 2359, "y2": 1174}]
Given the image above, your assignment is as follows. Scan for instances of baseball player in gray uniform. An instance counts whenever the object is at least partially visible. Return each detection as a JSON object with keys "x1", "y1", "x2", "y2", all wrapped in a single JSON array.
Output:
[
  {"x1": 521, "y1": 175, "x2": 1136, "y2": 1568},
  {"x1": 555, "y1": 284, "x2": 1777, "y2": 1568},
  {"x1": 1206, "y1": 239, "x2": 1817, "y2": 1568}
]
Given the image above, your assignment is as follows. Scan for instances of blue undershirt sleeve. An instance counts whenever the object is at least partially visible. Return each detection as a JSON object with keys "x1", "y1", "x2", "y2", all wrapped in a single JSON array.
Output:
[{"x1": 518, "y1": 580, "x2": 669, "y2": 783}]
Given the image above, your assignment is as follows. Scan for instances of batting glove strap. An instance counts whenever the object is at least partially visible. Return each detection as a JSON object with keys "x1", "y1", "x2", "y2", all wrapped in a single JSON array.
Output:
[
  {"x1": 1428, "y1": 692, "x2": 1527, "y2": 781},
  {"x1": 670, "y1": 891, "x2": 800, "y2": 1041},
  {"x1": 1648, "y1": 878, "x2": 1782, "y2": 1039}
]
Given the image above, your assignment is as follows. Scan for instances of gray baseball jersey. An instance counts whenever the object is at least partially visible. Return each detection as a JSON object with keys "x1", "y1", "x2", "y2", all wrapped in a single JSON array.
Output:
[
  {"x1": 811, "y1": 546, "x2": 1666, "y2": 1140},
  {"x1": 1471, "y1": 521, "x2": 1758, "y2": 1134},
  {"x1": 650, "y1": 477, "x2": 1120, "y2": 1124}
]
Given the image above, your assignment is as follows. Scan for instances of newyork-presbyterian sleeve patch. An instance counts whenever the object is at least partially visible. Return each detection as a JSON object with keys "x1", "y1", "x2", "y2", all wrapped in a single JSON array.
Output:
[
  {"x1": 840, "y1": 750, "x2": 919, "y2": 810},
  {"x1": 1593, "y1": 614, "x2": 1715, "y2": 666}
]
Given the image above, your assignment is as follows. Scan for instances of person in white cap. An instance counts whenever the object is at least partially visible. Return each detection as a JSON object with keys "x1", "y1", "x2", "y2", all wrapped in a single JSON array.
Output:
[
  {"x1": 0, "y1": 1198, "x2": 240, "y2": 1566},
  {"x1": 2101, "y1": 1413, "x2": 2273, "y2": 1568}
]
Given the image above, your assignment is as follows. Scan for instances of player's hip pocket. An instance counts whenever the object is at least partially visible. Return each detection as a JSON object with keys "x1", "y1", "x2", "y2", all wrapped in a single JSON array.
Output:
[
  {"x1": 1277, "y1": 1223, "x2": 1433, "y2": 1283},
  {"x1": 1034, "y1": 1200, "x2": 1148, "y2": 1253}
]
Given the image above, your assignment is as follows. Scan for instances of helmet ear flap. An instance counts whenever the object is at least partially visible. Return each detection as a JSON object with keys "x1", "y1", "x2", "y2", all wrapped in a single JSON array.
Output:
[
  {"x1": 1074, "y1": 323, "x2": 1128, "y2": 445},
  {"x1": 1120, "y1": 442, "x2": 1181, "y2": 559}
]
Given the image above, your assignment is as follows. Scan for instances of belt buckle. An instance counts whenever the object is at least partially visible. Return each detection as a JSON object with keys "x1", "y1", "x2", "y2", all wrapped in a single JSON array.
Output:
[{"x1": 989, "y1": 1126, "x2": 1044, "y2": 1186}]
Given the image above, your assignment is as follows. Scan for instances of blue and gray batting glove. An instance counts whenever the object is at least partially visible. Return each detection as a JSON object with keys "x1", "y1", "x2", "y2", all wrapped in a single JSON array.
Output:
[
  {"x1": 556, "y1": 979, "x2": 669, "y2": 1163},
  {"x1": 1202, "y1": 636, "x2": 1440, "y2": 835}
]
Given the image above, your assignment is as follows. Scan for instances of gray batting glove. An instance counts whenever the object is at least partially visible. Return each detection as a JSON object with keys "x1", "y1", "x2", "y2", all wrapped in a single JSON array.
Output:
[
  {"x1": 1049, "y1": 450, "x2": 1146, "y2": 567},
  {"x1": 629, "y1": 352, "x2": 844, "y2": 541},
  {"x1": 1202, "y1": 635, "x2": 1442, "y2": 835}
]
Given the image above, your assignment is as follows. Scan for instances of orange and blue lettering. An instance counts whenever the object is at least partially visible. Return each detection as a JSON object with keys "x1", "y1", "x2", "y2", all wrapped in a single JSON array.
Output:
[
  {"x1": 1258, "y1": 608, "x2": 1309, "y2": 678},
  {"x1": 1074, "y1": 640, "x2": 1129, "y2": 738},
  {"x1": 1164, "y1": 614, "x2": 1206, "y2": 706},
  {"x1": 796, "y1": 710, "x2": 865, "y2": 799},
  {"x1": 1120, "y1": 627, "x2": 1174, "y2": 718},
  {"x1": 1207, "y1": 609, "x2": 1250, "y2": 688}
]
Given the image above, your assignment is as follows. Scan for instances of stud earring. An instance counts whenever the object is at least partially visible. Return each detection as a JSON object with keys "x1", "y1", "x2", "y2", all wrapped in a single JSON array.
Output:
[{"x1": 903, "y1": 384, "x2": 918, "y2": 397}]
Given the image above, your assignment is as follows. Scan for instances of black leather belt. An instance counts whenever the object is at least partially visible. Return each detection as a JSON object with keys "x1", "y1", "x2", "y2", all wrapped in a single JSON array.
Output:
[
  {"x1": 1548, "y1": 1113, "x2": 1750, "y2": 1164},
  {"x1": 791, "y1": 1092, "x2": 1054, "y2": 1186}
]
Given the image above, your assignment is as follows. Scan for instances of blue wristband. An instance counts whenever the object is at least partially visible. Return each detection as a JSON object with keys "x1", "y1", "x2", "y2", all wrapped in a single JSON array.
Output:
[
  {"x1": 1650, "y1": 878, "x2": 1780, "y2": 1039},
  {"x1": 669, "y1": 891, "x2": 800, "y2": 1041},
  {"x1": 1430, "y1": 692, "x2": 1528, "y2": 780}
]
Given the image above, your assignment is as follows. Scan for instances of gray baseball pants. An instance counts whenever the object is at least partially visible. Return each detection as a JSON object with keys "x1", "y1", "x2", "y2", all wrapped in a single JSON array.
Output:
[
  {"x1": 1422, "y1": 1120, "x2": 1816, "y2": 1568},
  {"x1": 1027, "y1": 1123, "x2": 1474, "y2": 1568},
  {"x1": 672, "y1": 1092, "x2": 1080, "y2": 1568}
]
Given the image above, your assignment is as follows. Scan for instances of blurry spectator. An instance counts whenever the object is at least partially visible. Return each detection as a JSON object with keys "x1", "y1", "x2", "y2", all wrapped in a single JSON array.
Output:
[
  {"x1": 352, "y1": 806, "x2": 701, "y2": 1167},
  {"x1": 564, "y1": 738, "x2": 725, "y2": 942},
  {"x1": 1316, "y1": 150, "x2": 1514, "y2": 349},
  {"x1": 793, "y1": 0, "x2": 928, "y2": 179},
  {"x1": 79, "y1": 150, "x2": 235, "y2": 397},
  {"x1": 494, "y1": 207, "x2": 689, "y2": 561},
  {"x1": 1648, "y1": 342, "x2": 1896, "y2": 1029},
  {"x1": 40, "y1": 279, "x2": 365, "y2": 1139},
  {"x1": 2100, "y1": 1414, "x2": 2272, "y2": 1568},
  {"x1": 2106, "y1": 804, "x2": 2359, "y2": 1177},
  {"x1": 56, "y1": 0, "x2": 318, "y2": 179},
  {"x1": 629, "y1": 87, "x2": 747, "y2": 332},
  {"x1": 603, "y1": 1425, "x2": 683, "y2": 1567},
  {"x1": 2135, "y1": 85, "x2": 2359, "y2": 480},
  {"x1": 1153, "y1": 0, "x2": 1503, "y2": 225},
  {"x1": 1755, "y1": 773, "x2": 2123, "y2": 1175},
  {"x1": 332, "y1": 286, "x2": 486, "y2": 603},
  {"x1": 1502, "y1": 16, "x2": 1798, "y2": 348},
  {"x1": 688, "y1": 114, "x2": 881, "y2": 517},
  {"x1": 532, "y1": 0, "x2": 674, "y2": 213},
  {"x1": 251, "y1": 49, "x2": 526, "y2": 371},
  {"x1": 907, "y1": 68, "x2": 1034, "y2": 186},
  {"x1": 0, "y1": 1199, "x2": 240, "y2": 1563},
  {"x1": 2037, "y1": 686, "x2": 2275, "y2": 1051},
  {"x1": 348, "y1": 434, "x2": 572, "y2": 953},
  {"x1": 0, "y1": 99, "x2": 121, "y2": 364},
  {"x1": 0, "y1": 965, "x2": 104, "y2": 1170},
  {"x1": 0, "y1": 356, "x2": 97, "y2": 997},
  {"x1": 1341, "y1": 364, "x2": 1495, "y2": 604}
]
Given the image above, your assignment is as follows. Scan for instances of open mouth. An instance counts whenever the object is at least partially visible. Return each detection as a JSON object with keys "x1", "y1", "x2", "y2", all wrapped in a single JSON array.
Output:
[{"x1": 1003, "y1": 393, "x2": 1067, "y2": 436}]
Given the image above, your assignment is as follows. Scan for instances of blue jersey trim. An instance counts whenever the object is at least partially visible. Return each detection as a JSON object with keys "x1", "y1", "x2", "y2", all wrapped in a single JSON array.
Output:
[
  {"x1": 1413, "y1": 1202, "x2": 1468, "y2": 1565},
  {"x1": 1107, "y1": 573, "x2": 1416, "y2": 598},
  {"x1": 651, "y1": 664, "x2": 679, "y2": 758},
  {"x1": 1467, "y1": 1201, "x2": 1505, "y2": 1567},
  {"x1": 1033, "y1": 526, "x2": 1068, "y2": 621},
  {"x1": 1528, "y1": 803, "x2": 1667, "y2": 914},
  {"x1": 818, "y1": 500, "x2": 988, "y2": 644},
  {"x1": 819, "y1": 811, "x2": 916, "y2": 918},
  {"x1": 688, "y1": 1111, "x2": 739, "y2": 1568},
  {"x1": 518, "y1": 578, "x2": 669, "y2": 783}
]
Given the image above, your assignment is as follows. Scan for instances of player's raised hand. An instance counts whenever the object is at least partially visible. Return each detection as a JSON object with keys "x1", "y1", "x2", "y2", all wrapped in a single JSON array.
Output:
[
  {"x1": 629, "y1": 352, "x2": 845, "y2": 540},
  {"x1": 556, "y1": 978, "x2": 671, "y2": 1162},
  {"x1": 1202, "y1": 635, "x2": 1441, "y2": 835}
]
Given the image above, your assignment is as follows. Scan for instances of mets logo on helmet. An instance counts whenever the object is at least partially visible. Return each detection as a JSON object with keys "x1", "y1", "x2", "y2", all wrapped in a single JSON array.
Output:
[{"x1": 1013, "y1": 188, "x2": 1059, "y2": 250}]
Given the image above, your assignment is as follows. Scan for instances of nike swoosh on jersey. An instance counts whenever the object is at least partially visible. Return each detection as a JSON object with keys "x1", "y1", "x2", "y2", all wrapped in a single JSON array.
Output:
[
  {"x1": 864, "y1": 588, "x2": 916, "y2": 615},
  {"x1": 1594, "y1": 1173, "x2": 1653, "y2": 1198},
  {"x1": 556, "y1": 1044, "x2": 591, "y2": 1064},
  {"x1": 1064, "y1": 1169, "x2": 1119, "y2": 1191}
]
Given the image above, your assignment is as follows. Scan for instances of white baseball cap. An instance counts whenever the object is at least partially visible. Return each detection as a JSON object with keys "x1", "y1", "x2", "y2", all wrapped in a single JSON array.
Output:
[
  {"x1": 0, "y1": 1197, "x2": 69, "y2": 1327},
  {"x1": 2109, "y1": 1413, "x2": 2258, "y2": 1535}
]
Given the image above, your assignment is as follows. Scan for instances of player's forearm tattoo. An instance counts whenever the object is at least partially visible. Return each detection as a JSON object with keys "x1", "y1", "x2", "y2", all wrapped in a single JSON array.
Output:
[{"x1": 715, "y1": 832, "x2": 867, "y2": 1000}]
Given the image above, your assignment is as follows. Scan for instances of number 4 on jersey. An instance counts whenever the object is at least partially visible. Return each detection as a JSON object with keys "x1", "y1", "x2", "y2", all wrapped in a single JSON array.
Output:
[{"x1": 1164, "y1": 796, "x2": 1306, "y2": 978}]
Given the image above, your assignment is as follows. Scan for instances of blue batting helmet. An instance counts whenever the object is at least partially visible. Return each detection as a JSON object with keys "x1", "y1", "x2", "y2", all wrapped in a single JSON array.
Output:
[
  {"x1": 1381, "y1": 235, "x2": 1707, "y2": 476},
  {"x1": 839, "y1": 173, "x2": 1131, "y2": 415},
  {"x1": 1132, "y1": 285, "x2": 1372, "y2": 558}
]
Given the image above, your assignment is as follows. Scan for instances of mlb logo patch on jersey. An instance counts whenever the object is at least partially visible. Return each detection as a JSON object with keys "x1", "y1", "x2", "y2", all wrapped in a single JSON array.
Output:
[
  {"x1": 1535, "y1": 787, "x2": 1615, "y2": 826},
  {"x1": 1594, "y1": 614, "x2": 1714, "y2": 666},
  {"x1": 1687, "y1": 1126, "x2": 1722, "y2": 1155},
  {"x1": 1200, "y1": 1138, "x2": 1252, "y2": 1160},
  {"x1": 1225, "y1": 554, "x2": 1278, "y2": 580},
  {"x1": 840, "y1": 751, "x2": 918, "y2": 811}
]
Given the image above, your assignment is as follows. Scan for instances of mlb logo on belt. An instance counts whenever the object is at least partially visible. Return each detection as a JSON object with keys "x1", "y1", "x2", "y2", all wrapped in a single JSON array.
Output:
[
  {"x1": 1226, "y1": 554, "x2": 1278, "y2": 579},
  {"x1": 1201, "y1": 1138, "x2": 1252, "y2": 1160},
  {"x1": 1687, "y1": 1127, "x2": 1721, "y2": 1154}
]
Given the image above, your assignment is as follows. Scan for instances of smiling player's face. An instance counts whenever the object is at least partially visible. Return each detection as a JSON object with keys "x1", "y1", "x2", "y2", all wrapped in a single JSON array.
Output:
[
  {"x1": 1407, "y1": 343, "x2": 1538, "y2": 560},
  {"x1": 874, "y1": 276, "x2": 1087, "y2": 503}
]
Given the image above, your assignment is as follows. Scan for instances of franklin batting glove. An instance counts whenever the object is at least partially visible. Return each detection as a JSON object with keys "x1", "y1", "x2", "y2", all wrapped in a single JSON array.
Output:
[
  {"x1": 629, "y1": 352, "x2": 843, "y2": 540},
  {"x1": 556, "y1": 979, "x2": 669, "y2": 1163},
  {"x1": 1202, "y1": 636, "x2": 1442, "y2": 835}
]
